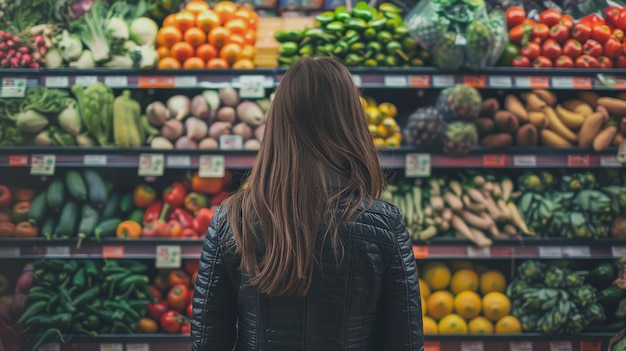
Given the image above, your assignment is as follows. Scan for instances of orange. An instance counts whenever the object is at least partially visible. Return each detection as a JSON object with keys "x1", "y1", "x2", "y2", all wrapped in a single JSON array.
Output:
[
  {"x1": 422, "y1": 261, "x2": 451, "y2": 291},
  {"x1": 454, "y1": 291, "x2": 482, "y2": 319},
  {"x1": 224, "y1": 18, "x2": 248, "y2": 35},
  {"x1": 184, "y1": 27, "x2": 207, "y2": 47},
  {"x1": 196, "y1": 10, "x2": 221, "y2": 32},
  {"x1": 495, "y1": 316, "x2": 522, "y2": 334},
  {"x1": 468, "y1": 317, "x2": 494, "y2": 334},
  {"x1": 183, "y1": 57, "x2": 206, "y2": 69},
  {"x1": 480, "y1": 270, "x2": 507, "y2": 294},
  {"x1": 426, "y1": 291, "x2": 453, "y2": 320},
  {"x1": 227, "y1": 33, "x2": 247, "y2": 47},
  {"x1": 185, "y1": 0, "x2": 210, "y2": 15},
  {"x1": 220, "y1": 43, "x2": 241, "y2": 65},
  {"x1": 450, "y1": 269, "x2": 479, "y2": 294},
  {"x1": 438, "y1": 314, "x2": 468, "y2": 334},
  {"x1": 214, "y1": 1, "x2": 237, "y2": 24},
  {"x1": 234, "y1": 8, "x2": 251, "y2": 22},
  {"x1": 208, "y1": 27, "x2": 231, "y2": 49},
  {"x1": 238, "y1": 45, "x2": 255, "y2": 60},
  {"x1": 418, "y1": 278, "x2": 431, "y2": 299},
  {"x1": 175, "y1": 11, "x2": 197, "y2": 33},
  {"x1": 157, "y1": 46, "x2": 171, "y2": 58},
  {"x1": 157, "y1": 26, "x2": 183, "y2": 48},
  {"x1": 171, "y1": 42, "x2": 194, "y2": 63},
  {"x1": 163, "y1": 14, "x2": 177, "y2": 27},
  {"x1": 207, "y1": 58, "x2": 229, "y2": 68},
  {"x1": 196, "y1": 44, "x2": 217, "y2": 61},
  {"x1": 158, "y1": 57, "x2": 181, "y2": 69},
  {"x1": 243, "y1": 30, "x2": 256, "y2": 45},
  {"x1": 482, "y1": 292, "x2": 511, "y2": 322},
  {"x1": 247, "y1": 14, "x2": 258, "y2": 30},
  {"x1": 423, "y1": 317, "x2": 438, "y2": 334},
  {"x1": 232, "y1": 59, "x2": 254, "y2": 69}
]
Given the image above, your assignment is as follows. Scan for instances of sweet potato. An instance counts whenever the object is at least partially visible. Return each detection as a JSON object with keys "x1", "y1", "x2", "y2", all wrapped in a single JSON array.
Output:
[
  {"x1": 516, "y1": 124, "x2": 538, "y2": 146},
  {"x1": 480, "y1": 98, "x2": 500, "y2": 118},
  {"x1": 593, "y1": 126, "x2": 618, "y2": 151},
  {"x1": 598, "y1": 97, "x2": 626, "y2": 115},
  {"x1": 505, "y1": 95, "x2": 528, "y2": 122},
  {"x1": 480, "y1": 133, "x2": 513, "y2": 148},
  {"x1": 494, "y1": 110, "x2": 519, "y2": 134},
  {"x1": 578, "y1": 112, "x2": 606, "y2": 148},
  {"x1": 476, "y1": 118, "x2": 495, "y2": 135}
]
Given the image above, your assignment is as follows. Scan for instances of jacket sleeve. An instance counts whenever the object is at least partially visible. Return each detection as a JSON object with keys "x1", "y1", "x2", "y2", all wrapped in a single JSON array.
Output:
[
  {"x1": 377, "y1": 211, "x2": 424, "y2": 351},
  {"x1": 191, "y1": 207, "x2": 237, "y2": 351}
]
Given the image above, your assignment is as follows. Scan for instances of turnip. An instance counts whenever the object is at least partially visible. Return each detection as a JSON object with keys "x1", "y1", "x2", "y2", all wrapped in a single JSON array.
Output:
[
  {"x1": 191, "y1": 95, "x2": 211, "y2": 121},
  {"x1": 198, "y1": 138, "x2": 219, "y2": 150},
  {"x1": 167, "y1": 95, "x2": 191, "y2": 120},
  {"x1": 175, "y1": 137, "x2": 197, "y2": 149},
  {"x1": 219, "y1": 87, "x2": 239, "y2": 107},
  {"x1": 232, "y1": 122, "x2": 252, "y2": 140},
  {"x1": 161, "y1": 119, "x2": 184, "y2": 141},
  {"x1": 146, "y1": 101, "x2": 169, "y2": 126},
  {"x1": 150, "y1": 136, "x2": 174, "y2": 149},
  {"x1": 185, "y1": 117, "x2": 208, "y2": 141},
  {"x1": 203, "y1": 90, "x2": 220, "y2": 114},
  {"x1": 208, "y1": 122, "x2": 231, "y2": 139},
  {"x1": 237, "y1": 101, "x2": 265, "y2": 127},
  {"x1": 217, "y1": 107, "x2": 236, "y2": 123}
]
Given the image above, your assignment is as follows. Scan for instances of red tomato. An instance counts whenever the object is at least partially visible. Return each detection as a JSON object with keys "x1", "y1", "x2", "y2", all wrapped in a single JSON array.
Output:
[
  {"x1": 181, "y1": 319, "x2": 191, "y2": 334},
  {"x1": 614, "y1": 28, "x2": 624, "y2": 41},
  {"x1": 533, "y1": 23, "x2": 550, "y2": 41},
  {"x1": 512, "y1": 56, "x2": 531, "y2": 67},
  {"x1": 521, "y1": 42, "x2": 541, "y2": 60},
  {"x1": 563, "y1": 39, "x2": 582, "y2": 58},
  {"x1": 583, "y1": 39, "x2": 603, "y2": 58},
  {"x1": 539, "y1": 9, "x2": 561, "y2": 28},
  {"x1": 558, "y1": 15, "x2": 574, "y2": 29},
  {"x1": 187, "y1": 303, "x2": 193, "y2": 317},
  {"x1": 505, "y1": 6, "x2": 526, "y2": 29},
  {"x1": 168, "y1": 284, "x2": 191, "y2": 311},
  {"x1": 604, "y1": 37, "x2": 622, "y2": 58},
  {"x1": 616, "y1": 55, "x2": 626, "y2": 68},
  {"x1": 153, "y1": 271, "x2": 170, "y2": 291},
  {"x1": 184, "y1": 260, "x2": 200, "y2": 276},
  {"x1": 593, "y1": 25, "x2": 613, "y2": 44},
  {"x1": 169, "y1": 270, "x2": 191, "y2": 287},
  {"x1": 541, "y1": 39, "x2": 562, "y2": 60},
  {"x1": 149, "y1": 285, "x2": 163, "y2": 302},
  {"x1": 575, "y1": 54, "x2": 600, "y2": 68},
  {"x1": 533, "y1": 56, "x2": 553, "y2": 68},
  {"x1": 160, "y1": 310, "x2": 184, "y2": 333},
  {"x1": 555, "y1": 55, "x2": 574, "y2": 68},
  {"x1": 598, "y1": 56, "x2": 614, "y2": 68},
  {"x1": 549, "y1": 24, "x2": 569, "y2": 43},
  {"x1": 147, "y1": 300, "x2": 169, "y2": 320},
  {"x1": 605, "y1": 6, "x2": 621, "y2": 27}
]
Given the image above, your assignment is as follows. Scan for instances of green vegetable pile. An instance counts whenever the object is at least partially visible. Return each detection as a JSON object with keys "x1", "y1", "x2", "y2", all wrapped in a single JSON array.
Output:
[
  {"x1": 404, "y1": 0, "x2": 507, "y2": 70},
  {"x1": 275, "y1": 2, "x2": 429, "y2": 67},
  {"x1": 507, "y1": 260, "x2": 608, "y2": 335},
  {"x1": 516, "y1": 171, "x2": 626, "y2": 239},
  {"x1": 20, "y1": 259, "x2": 151, "y2": 350}
]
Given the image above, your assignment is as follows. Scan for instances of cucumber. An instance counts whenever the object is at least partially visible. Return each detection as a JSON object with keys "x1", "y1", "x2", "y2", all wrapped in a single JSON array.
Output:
[
  {"x1": 77, "y1": 204, "x2": 100, "y2": 249},
  {"x1": 119, "y1": 193, "x2": 134, "y2": 214},
  {"x1": 94, "y1": 218, "x2": 122, "y2": 242},
  {"x1": 40, "y1": 217, "x2": 57, "y2": 240},
  {"x1": 46, "y1": 179, "x2": 66, "y2": 212},
  {"x1": 66, "y1": 170, "x2": 87, "y2": 201},
  {"x1": 55, "y1": 202, "x2": 78, "y2": 238},
  {"x1": 83, "y1": 170, "x2": 107, "y2": 208},
  {"x1": 101, "y1": 192, "x2": 121, "y2": 220},
  {"x1": 28, "y1": 192, "x2": 48, "y2": 225}
]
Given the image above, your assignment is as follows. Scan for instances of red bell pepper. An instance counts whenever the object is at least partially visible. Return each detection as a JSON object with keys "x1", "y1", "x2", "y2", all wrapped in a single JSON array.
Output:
[
  {"x1": 144, "y1": 201, "x2": 164, "y2": 223},
  {"x1": 0, "y1": 186, "x2": 11, "y2": 209},
  {"x1": 160, "y1": 310, "x2": 184, "y2": 333},
  {"x1": 170, "y1": 208, "x2": 194, "y2": 228},
  {"x1": 572, "y1": 23, "x2": 592, "y2": 43},
  {"x1": 533, "y1": 56, "x2": 553, "y2": 68},
  {"x1": 180, "y1": 319, "x2": 191, "y2": 334},
  {"x1": 163, "y1": 182, "x2": 187, "y2": 209},
  {"x1": 512, "y1": 56, "x2": 531, "y2": 67},
  {"x1": 134, "y1": 185, "x2": 156, "y2": 209},
  {"x1": 555, "y1": 56, "x2": 574, "y2": 68},
  {"x1": 149, "y1": 285, "x2": 163, "y2": 302},
  {"x1": 604, "y1": 37, "x2": 622, "y2": 58},
  {"x1": 575, "y1": 55, "x2": 600, "y2": 68},
  {"x1": 617, "y1": 55, "x2": 626, "y2": 68},
  {"x1": 147, "y1": 300, "x2": 169, "y2": 320},
  {"x1": 605, "y1": 6, "x2": 621, "y2": 28},
  {"x1": 539, "y1": 9, "x2": 561, "y2": 28},
  {"x1": 193, "y1": 208, "x2": 215, "y2": 235},
  {"x1": 598, "y1": 56, "x2": 614, "y2": 69},
  {"x1": 592, "y1": 25, "x2": 613, "y2": 44},
  {"x1": 583, "y1": 39, "x2": 603, "y2": 58},
  {"x1": 184, "y1": 193, "x2": 208, "y2": 213},
  {"x1": 541, "y1": 39, "x2": 562, "y2": 60},
  {"x1": 563, "y1": 39, "x2": 582, "y2": 58},
  {"x1": 549, "y1": 24, "x2": 569, "y2": 43}
]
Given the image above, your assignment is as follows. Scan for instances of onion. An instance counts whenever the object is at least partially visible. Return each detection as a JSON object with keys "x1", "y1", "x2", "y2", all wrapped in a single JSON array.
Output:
[
  {"x1": 232, "y1": 122, "x2": 252, "y2": 140},
  {"x1": 185, "y1": 117, "x2": 208, "y2": 141},
  {"x1": 150, "y1": 136, "x2": 174, "y2": 149},
  {"x1": 208, "y1": 122, "x2": 231, "y2": 139},
  {"x1": 167, "y1": 95, "x2": 191, "y2": 120},
  {"x1": 175, "y1": 136, "x2": 197, "y2": 149},
  {"x1": 161, "y1": 119, "x2": 184, "y2": 141},
  {"x1": 146, "y1": 101, "x2": 169, "y2": 126}
]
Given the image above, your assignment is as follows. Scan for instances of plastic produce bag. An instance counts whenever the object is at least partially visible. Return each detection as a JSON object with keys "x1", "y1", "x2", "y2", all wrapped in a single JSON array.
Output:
[{"x1": 404, "y1": 0, "x2": 508, "y2": 70}]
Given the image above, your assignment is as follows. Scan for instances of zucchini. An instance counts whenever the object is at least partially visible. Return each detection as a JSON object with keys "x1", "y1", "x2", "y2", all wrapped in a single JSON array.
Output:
[
  {"x1": 55, "y1": 202, "x2": 78, "y2": 238},
  {"x1": 101, "y1": 192, "x2": 121, "y2": 220},
  {"x1": 94, "y1": 218, "x2": 122, "y2": 241},
  {"x1": 28, "y1": 192, "x2": 48, "y2": 225},
  {"x1": 46, "y1": 179, "x2": 66, "y2": 211},
  {"x1": 66, "y1": 170, "x2": 87, "y2": 201},
  {"x1": 77, "y1": 204, "x2": 100, "y2": 248},
  {"x1": 41, "y1": 217, "x2": 57, "y2": 240},
  {"x1": 119, "y1": 193, "x2": 133, "y2": 214},
  {"x1": 83, "y1": 170, "x2": 107, "y2": 208}
]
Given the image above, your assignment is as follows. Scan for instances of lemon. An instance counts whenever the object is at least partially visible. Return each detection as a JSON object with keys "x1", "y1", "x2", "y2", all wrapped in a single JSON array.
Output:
[
  {"x1": 438, "y1": 314, "x2": 468, "y2": 334},
  {"x1": 468, "y1": 316, "x2": 494, "y2": 334},
  {"x1": 423, "y1": 261, "x2": 451, "y2": 291},
  {"x1": 450, "y1": 269, "x2": 479, "y2": 294},
  {"x1": 454, "y1": 291, "x2": 482, "y2": 319},
  {"x1": 423, "y1": 317, "x2": 438, "y2": 334}
]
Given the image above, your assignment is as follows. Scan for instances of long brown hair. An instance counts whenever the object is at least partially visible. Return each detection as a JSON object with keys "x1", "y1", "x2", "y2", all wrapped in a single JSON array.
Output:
[{"x1": 225, "y1": 57, "x2": 384, "y2": 296}]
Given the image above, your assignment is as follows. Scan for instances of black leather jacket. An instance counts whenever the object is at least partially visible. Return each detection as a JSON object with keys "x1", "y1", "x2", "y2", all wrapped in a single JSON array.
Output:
[{"x1": 191, "y1": 200, "x2": 424, "y2": 351}]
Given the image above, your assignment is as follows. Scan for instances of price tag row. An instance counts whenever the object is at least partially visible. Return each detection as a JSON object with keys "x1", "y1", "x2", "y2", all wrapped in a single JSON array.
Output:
[{"x1": 42, "y1": 245, "x2": 182, "y2": 262}]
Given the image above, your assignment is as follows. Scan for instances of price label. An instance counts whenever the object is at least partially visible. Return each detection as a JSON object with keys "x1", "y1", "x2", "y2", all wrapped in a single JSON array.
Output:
[
  {"x1": 46, "y1": 246, "x2": 70, "y2": 257},
  {"x1": 384, "y1": 75, "x2": 408, "y2": 87},
  {"x1": 9, "y1": 155, "x2": 28, "y2": 166},
  {"x1": 612, "y1": 246, "x2": 626, "y2": 257},
  {"x1": 39, "y1": 343, "x2": 61, "y2": 351},
  {"x1": 74, "y1": 76, "x2": 99, "y2": 87},
  {"x1": 175, "y1": 76, "x2": 198, "y2": 87},
  {"x1": 199, "y1": 155, "x2": 225, "y2": 178},
  {"x1": 30, "y1": 154, "x2": 56, "y2": 176},
  {"x1": 550, "y1": 341, "x2": 573, "y2": 351},
  {"x1": 84, "y1": 155, "x2": 107, "y2": 165},
  {"x1": 126, "y1": 344, "x2": 150, "y2": 351},
  {"x1": 467, "y1": 247, "x2": 491, "y2": 257},
  {"x1": 138, "y1": 76, "x2": 175, "y2": 88},
  {"x1": 551, "y1": 77, "x2": 574, "y2": 89},
  {"x1": 412, "y1": 246, "x2": 429, "y2": 259},
  {"x1": 100, "y1": 344, "x2": 123, "y2": 351},
  {"x1": 463, "y1": 75, "x2": 486, "y2": 88},
  {"x1": 513, "y1": 155, "x2": 537, "y2": 167},
  {"x1": 483, "y1": 154, "x2": 507, "y2": 167},
  {"x1": 539, "y1": 246, "x2": 563, "y2": 257},
  {"x1": 353, "y1": 75, "x2": 362, "y2": 87},
  {"x1": 405, "y1": 153, "x2": 430, "y2": 178},
  {"x1": 102, "y1": 246, "x2": 124, "y2": 258},
  {"x1": 219, "y1": 135, "x2": 243, "y2": 150},
  {"x1": 600, "y1": 155, "x2": 620, "y2": 167},
  {"x1": 424, "y1": 342, "x2": 441, "y2": 351},
  {"x1": 138, "y1": 154, "x2": 164, "y2": 177},
  {"x1": 580, "y1": 341, "x2": 601, "y2": 351},
  {"x1": 156, "y1": 245, "x2": 182, "y2": 268},
  {"x1": 562, "y1": 246, "x2": 591, "y2": 257},
  {"x1": 488, "y1": 76, "x2": 513, "y2": 88},
  {"x1": 573, "y1": 77, "x2": 593, "y2": 89},
  {"x1": 239, "y1": 75, "x2": 266, "y2": 98},
  {"x1": 104, "y1": 76, "x2": 128, "y2": 88},
  {"x1": 409, "y1": 75, "x2": 430, "y2": 88},
  {"x1": 0, "y1": 247, "x2": 20, "y2": 257},
  {"x1": 432, "y1": 75, "x2": 454, "y2": 87},
  {"x1": 568, "y1": 155, "x2": 590, "y2": 167},
  {"x1": 1, "y1": 77, "x2": 26, "y2": 97},
  {"x1": 529, "y1": 76, "x2": 550, "y2": 89},
  {"x1": 510, "y1": 342, "x2": 533, "y2": 351},
  {"x1": 166, "y1": 155, "x2": 191, "y2": 167},
  {"x1": 462, "y1": 342, "x2": 484, "y2": 351},
  {"x1": 45, "y1": 76, "x2": 69, "y2": 88}
]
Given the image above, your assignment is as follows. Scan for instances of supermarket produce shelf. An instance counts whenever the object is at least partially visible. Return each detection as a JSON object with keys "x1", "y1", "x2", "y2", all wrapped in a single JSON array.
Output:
[
  {"x1": 26, "y1": 333, "x2": 616, "y2": 351},
  {"x1": 2, "y1": 67, "x2": 626, "y2": 90},
  {"x1": 0, "y1": 147, "x2": 622, "y2": 170},
  {"x1": 2, "y1": 238, "x2": 626, "y2": 259}
]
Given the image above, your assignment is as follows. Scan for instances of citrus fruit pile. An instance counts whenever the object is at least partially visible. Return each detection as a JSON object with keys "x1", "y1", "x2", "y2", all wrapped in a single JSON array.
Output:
[
  {"x1": 156, "y1": 0, "x2": 258, "y2": 69},
  {"x1": 420, "y1": 261, "x2": 521, "y2": 335},
  {"x1": 360, "y1": 96, "x2": 401, "y2": 149}
]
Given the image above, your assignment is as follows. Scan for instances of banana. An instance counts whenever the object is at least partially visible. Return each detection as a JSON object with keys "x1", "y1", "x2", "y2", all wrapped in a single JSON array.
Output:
[
  {"x1": 522, "y1": 92, "x2": 547, "y2": 112},
  {"x1": 563, "y1": 99, "x2": 593, "y2": 116},
  {"x1": 555, "y1": 105, "x2": 585, "y2": 130},
  {"x1": 544, "y1": 106, "x2": 577, "y2": 142},
  {"x1": 528, "y1": 111, "x2": 548, "y2": 129},
  {"x1": 533, "y1": 89, "x2": 557, "y2": 106},
  {"x1": 541, "y1": 129, "x2": 572, "y2": 147}
]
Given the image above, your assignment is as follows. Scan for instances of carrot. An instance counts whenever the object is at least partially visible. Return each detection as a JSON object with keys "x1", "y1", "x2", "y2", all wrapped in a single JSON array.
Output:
[
  {"x1": 593, "y1": 126, "x2": 618, "y2": 152},
  {"x1": 578, "y1": 112, "x2": 605, "y2": 148},
  {"x1": 507, "y1": 202, "x2": 536, "y2": 236},
  {"x1": 443, "y1": 192, "x2": 463, "y2": 212}
]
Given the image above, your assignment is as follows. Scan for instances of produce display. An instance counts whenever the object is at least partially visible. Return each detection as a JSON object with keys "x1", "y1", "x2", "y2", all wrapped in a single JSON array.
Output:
[{"x1": 275, "y1": 2, "x2": 428, "y2": 67}]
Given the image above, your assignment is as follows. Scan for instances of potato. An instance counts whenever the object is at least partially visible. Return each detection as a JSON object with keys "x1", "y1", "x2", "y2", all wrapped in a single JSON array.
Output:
[
  {"x1": 476, "y1": 118, "x2": 495, "y2": 135},
  {"x1": 480, "y1": 133, "x2": 513, "y2": 148},
  {"x1": 494, "y1": 110, "x2": 519, "y2": 134},
  {"x1": 480, "y1": 98, "x2": 500, "y2": 118},
  {"x1": 515, "y1": 124, "x2": 538, "y2": 146}
]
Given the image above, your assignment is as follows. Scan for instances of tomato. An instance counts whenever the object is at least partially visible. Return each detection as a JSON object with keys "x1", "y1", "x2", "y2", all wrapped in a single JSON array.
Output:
[
  {"x1": 187, "y1": 303, "x2": 193, "y2": 317},
  {"x1": 147, "y1": 300, "x2": 169, "y2": 320},
  {"x1": 583, "y1": 39, "x2": 603, "y2": 58},
  {"x1": 153, "y1": 271, "x2": 170, "y2": 291},
  {"x1": 605, "y1": 37, "x2": 622, "y2": 58},
  {"x1": 572, "y1": 23, "x2": 592, "y2": 42},
  {"x1": 180, "y1": 319, "x2": 191, "y2": 334},
  {"x1": 533, "y1": 23, "x2": 550, "y2": 41},
  {"x1": 593, "y1": 25, "x2": 613, "y2": 44},
  {"x1": 579, "y1": 13, "x2": 605, "y2": 27},
  {"x1": 149, "y1": 285, "x2": 163, "y2": 302},
  {"x1": 541, "y1": 39, "x2": 562, "y2": 60},
  {"x1": 505, "y1": 6, "x2": 526, "y2": 29},
  {"x1": 160, "y1": 310, "x2": 184, "y2": 333},
  {"x1": 168, "y1": 284, "x2": 191, "y2": 311},
  {"x1": 617, "y1": 55, "x2": 626, "y2": 68},
  {"x1": 575, "y1": 54, "x2": 600, "y2": 68},
  {"x1": 539, "y1": 9, "x2": 561, "y2": 28},
  {"x1": 598, "y1": 56, "x2": 614, "y2": 68},
  {"x1": 509, "y1": 23, "x2": 533, "y2": 45},
  {"x1": 169, "y1": 270, "x2": 191, "y2": 287},
  {"x1": 555, "y1": 55, "x2": 574, "y2": 68},
  {"x1": 512, "y1": 55, "x2": 531, "y2": 67},
  {"x1": 533, "y1": 56, "x2": 553, "y2": 68},
  {"x1": 605, "y1": 6, "x2": 621, "y2": 27},
  {"x1": 558, "y1": 15, "x2": 574, "y2": 29},
  {"x1": 618, "y1": 9, "x2": 626, "y2": 31},
  {"x1": 563, "y1": 39, "x2": 582, "y2": 58},
  {"x1": 521, "y1": 42, "x2": 541, "y2": 60},
  {"x1": 614, "y1": 29, "x2": 624, "y2": 42},
  {"x1": 549, "y1": 24, "x2": 569, "y2": 43}
]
